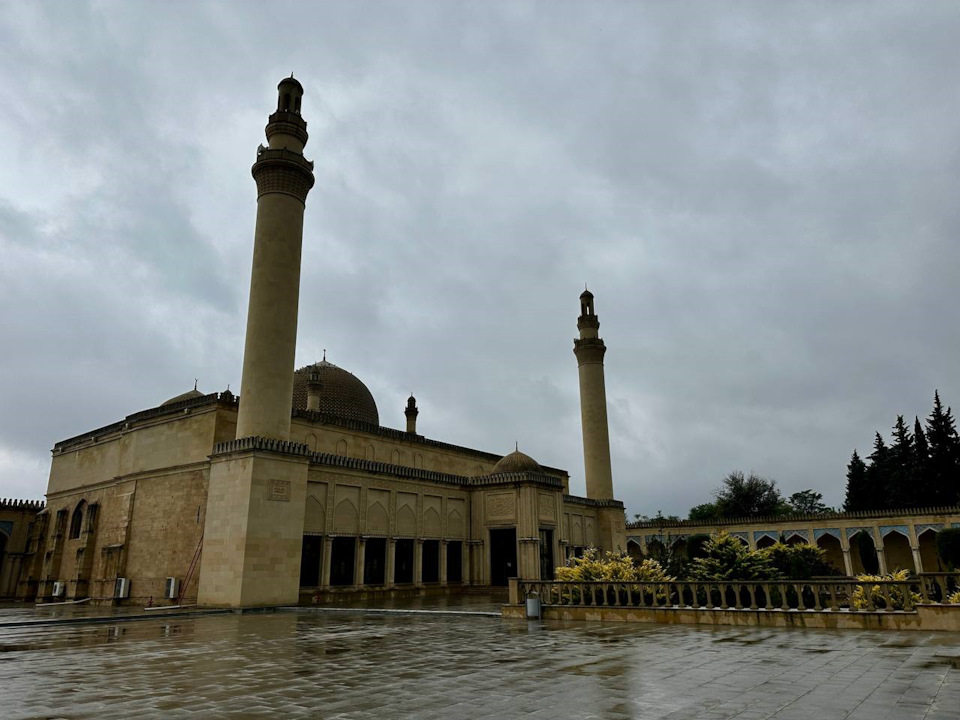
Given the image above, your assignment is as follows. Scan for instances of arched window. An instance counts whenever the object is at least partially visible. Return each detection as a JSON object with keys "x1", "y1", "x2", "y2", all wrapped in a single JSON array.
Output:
[
  {"x1": 283, "y1": 93, "x2": 291, "y2": 111},
  {"x1": 69, "y1": 501, "x2": 86, "y2": 539}
]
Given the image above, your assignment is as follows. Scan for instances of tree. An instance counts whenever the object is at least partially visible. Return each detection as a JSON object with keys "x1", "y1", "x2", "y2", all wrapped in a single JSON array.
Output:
[
  {"x1": 886, "y1": 415, "x2": 915, "y2": 508},
  {"x1": 688, "y1": 502, "x2": 720, "y2": 521},
  {"x1": 926, "y1": 391, "x2": 960, "y2": 505},
  {"x1": 913, "y1": 416, "x2": 933, "y2": 506},
  {"x1": 864, "y1": 433, "x2": 890, "y2": 510},
  {"x1": 844, "y1": 450, "x2": 869, "y2": 511},
  {"x1": 714, "y1": 471, "x2": 787, "y2": 519},
  {"x1": 787, "y1": 490, "x2": 832, "y2": 515},
  {"x1": 936, "y1": 527, "x2": 960, "y2": 571}
]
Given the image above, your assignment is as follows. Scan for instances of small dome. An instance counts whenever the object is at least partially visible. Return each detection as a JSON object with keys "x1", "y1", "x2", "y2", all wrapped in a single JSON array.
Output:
[
  {"x1": 580, "y1": 289, "x2": 593, "y2": 299},
  {"x1": 160, "y1": 388, "x2": 204, "y2": 406},
  {"x1": 291, "y1": 360, "x2": 379, "y2": 426},
  {"x1": 493, "y1": 449, "x2": 542, "y2": 474}
]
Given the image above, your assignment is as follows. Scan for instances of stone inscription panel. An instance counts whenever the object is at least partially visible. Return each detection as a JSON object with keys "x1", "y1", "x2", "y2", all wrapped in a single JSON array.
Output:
[{"x1": 269, "y1": 479, "x2": 291, "y2": 502}]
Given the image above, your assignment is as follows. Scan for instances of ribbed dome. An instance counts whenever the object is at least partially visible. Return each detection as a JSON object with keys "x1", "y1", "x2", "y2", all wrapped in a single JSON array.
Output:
[
  {"x1": 493, "y1": 449, "x2": 542, "y2": 474},
  {"x1": 160, "y1": 388, "x2": 204, "y2": 406},
  {"x1": 291, "y1": 361, "x2": 379, "y2": 426}
]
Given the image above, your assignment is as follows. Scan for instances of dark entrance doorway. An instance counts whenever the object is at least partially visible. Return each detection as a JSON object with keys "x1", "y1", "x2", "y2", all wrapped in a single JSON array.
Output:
[
  {"x1": 539, "y1": 529, "x2": 554, "y2": 580},
  {"x1": 330, "y1": 537, "x2": 355, "y2": 586},
  {"x1": 299, "y1": 536, "x2": 322, "y2": 586},
  {"x1": 422, "y1": 540, "x2": 440, "y2": 583},
  {"x1": 364, "y1": 538, "x2": 387, "y2": 585},
  {"x1": 395, "y1": 539, "x2": 414, "y2": 584},
  {"x1": 489, "y1": 528, "x2": 517, "y2": 586},
  {"x1": 446, "y1": 541, "x2": 463, "y2": 583}
]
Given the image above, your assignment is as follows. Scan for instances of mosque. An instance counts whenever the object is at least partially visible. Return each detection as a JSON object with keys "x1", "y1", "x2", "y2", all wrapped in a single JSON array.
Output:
[{"x1": 11, "y1": 78, "x2": 627, "y2": 608}]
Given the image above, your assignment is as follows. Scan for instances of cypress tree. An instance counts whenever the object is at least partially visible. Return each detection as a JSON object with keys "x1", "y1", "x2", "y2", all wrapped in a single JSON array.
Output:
[
  {"x1": 865, "y1": 433, "x2": 890, "y2": 510},
  {"x1": 887, "y1": 415, "x2": 915, "y2": 508},
  {"x1": 925, "y1": 391, "x2": 960, "y2": 505},
  {"x1": 844, "y1": 450, "x2": 868, "y2": 511},
  {"x1": 913, "y1": 416, "x2": 932, "y2": 506}
]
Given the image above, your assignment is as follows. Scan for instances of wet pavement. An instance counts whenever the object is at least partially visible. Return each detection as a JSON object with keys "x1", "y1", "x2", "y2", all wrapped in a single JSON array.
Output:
[{"x1": 1, "y1": 610, "x2": 959, "y2": 719}]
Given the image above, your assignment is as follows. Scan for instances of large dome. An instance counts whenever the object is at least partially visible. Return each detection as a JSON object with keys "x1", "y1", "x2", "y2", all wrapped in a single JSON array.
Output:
[
  {"x1": 492, "y1": 449, "x2": 542, "y2": 474},
  {"x1": 160, "y1": 388, "x2": 204, "y2": 406},
  {"x1": 291, "y1": 360, "x2": 379, "y2": 426}
]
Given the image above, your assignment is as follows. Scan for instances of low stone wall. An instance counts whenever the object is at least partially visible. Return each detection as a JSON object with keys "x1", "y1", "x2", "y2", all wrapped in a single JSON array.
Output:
[{"x1": 502, "y1": 603, "x2": 960, "y2": 631}]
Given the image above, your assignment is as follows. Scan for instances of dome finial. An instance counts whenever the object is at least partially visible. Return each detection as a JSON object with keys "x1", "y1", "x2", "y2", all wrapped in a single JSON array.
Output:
[
  {"x1": 323, "y1": 348, "x2": 326, "y2": 362},
  {"x1": 194, "y1": 378, "x2": 198, "y2": 391}
]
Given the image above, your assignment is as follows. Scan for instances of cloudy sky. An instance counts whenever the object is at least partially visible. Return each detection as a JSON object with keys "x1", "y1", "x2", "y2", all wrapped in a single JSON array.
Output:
[{"x1": 1, "y1": 1, "x2": 958, "y2": 517}]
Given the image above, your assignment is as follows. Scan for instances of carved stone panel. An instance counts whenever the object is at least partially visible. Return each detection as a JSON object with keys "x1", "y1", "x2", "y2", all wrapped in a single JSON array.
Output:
[
  {"x1": 538, "y1": 492, "x2": 556, "y2": 522},
  {"x1": 486, "y1": 492, "x2": 515, "y2": 522}
]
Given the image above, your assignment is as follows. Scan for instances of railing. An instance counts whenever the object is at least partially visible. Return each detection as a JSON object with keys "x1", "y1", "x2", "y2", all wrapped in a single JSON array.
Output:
[{"x1": 513, "y1": 573, "x2": 960, "y2": 614}]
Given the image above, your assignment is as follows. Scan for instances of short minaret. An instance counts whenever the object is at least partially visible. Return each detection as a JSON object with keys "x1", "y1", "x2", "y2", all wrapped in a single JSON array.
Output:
[
  {"x1": 405, "y1": 395, "x2": 419, "y2": 434},
  {"x1": 573, "y1": 289, "x2": 614, "y2": 500},
  {"x1": 235, "y1": 76, "x2": 316, "y2": 440}
]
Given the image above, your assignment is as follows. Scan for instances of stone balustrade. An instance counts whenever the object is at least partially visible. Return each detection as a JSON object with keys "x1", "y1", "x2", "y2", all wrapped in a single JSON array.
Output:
[{"x1": 509, "y1": 572, "x2": 960, "y2": 613}]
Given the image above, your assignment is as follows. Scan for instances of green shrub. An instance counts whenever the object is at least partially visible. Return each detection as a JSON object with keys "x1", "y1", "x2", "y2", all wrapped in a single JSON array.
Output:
[
  {"x1": 936, "y1": 528, "x2": 960, "y2": 570},
  {"x1": 762, "y1": 542, "x2": 840, "y2": 580},
  {"x1": 688, "y1": 532, "x2": 781, "y2": 581}
]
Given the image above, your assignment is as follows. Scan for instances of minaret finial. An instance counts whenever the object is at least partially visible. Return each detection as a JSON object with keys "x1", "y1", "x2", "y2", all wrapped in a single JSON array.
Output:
[{"x1": 194, "y1": 378, "x2": 198, "y2": 391}]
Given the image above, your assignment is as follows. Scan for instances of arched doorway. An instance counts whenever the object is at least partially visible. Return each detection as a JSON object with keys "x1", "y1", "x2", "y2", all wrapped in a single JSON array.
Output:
[
  {"x1": 755, "y1": 534, "x2": 777, "y2": 550},
  {"x1": 785, "y1": 533, "x2": 806, "y2": 546},
  {"x1": 850, "y1": 531, "x2": 879, "y2": 575},
  {"x1": 815, "y1": 533, "x2": 845, "y2": 574},
  {"x1": 626, "y1": 540, "x2": 643, "y2": 564},
  {"x1": 918, "y1": 528, "x2": 940, "y2": 573},
  {"x1": 882, "y1": 529, "x2": 914, "y2": 574}
]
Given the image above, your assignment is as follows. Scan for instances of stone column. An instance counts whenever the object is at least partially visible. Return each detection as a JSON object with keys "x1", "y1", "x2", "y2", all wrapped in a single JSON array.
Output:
[
  {"x1": 439, "y1": 541, "x2": 448, "y2": 586},
  {"x1": 235, "y1": 77, "x2": 315, "y2": 441},
  {"x1": 385, "y1": 539, "x2": 396, "y2": 589},
  {"x1": 355, "y1": 538, "x2": 366, "y2": 589},
  {"x1": 519, "y1": 537, "x2": 540, "y2": 580},
  {"x1": 320, "y1": 536, "x2": 333, "y2": 590},
  {"x1": 911, "y1": 546, "x2": 924, "y2": 574},
  {"x1": 467, "y1": 540, "x2": 483, "y2": 585},
  {"x1": 414, "y1": 539, "x2": 423, "y2": 588},
  {"x1": 876, "y1": 543, "x2": 888, "y2": 575},
  {"x1": 841, "y1": 548, "x2": 854, "y2": 577}
]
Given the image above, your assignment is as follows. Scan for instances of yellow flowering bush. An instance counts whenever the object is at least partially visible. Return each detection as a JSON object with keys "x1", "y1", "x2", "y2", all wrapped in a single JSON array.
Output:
[
  {"x1": 851, "y1": 570, "x2": 921, "y2": 610},
  {"x1": 946, "y1": 590, "x2": 960, "y2": 604},
  {"x1": 554, "y1": 548, "x2": 674, "y2": 605}
]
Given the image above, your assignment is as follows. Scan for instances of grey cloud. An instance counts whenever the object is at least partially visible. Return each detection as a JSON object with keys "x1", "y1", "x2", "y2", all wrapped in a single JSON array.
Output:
[{"x1": 1, "y1": 1, "x2": 958, "y2": 516}]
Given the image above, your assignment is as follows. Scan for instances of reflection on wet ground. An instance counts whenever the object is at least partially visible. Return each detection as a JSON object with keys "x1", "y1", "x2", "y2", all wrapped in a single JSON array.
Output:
[{"x1": 1, "y1": 610, "x2": 959, "y2": 719}]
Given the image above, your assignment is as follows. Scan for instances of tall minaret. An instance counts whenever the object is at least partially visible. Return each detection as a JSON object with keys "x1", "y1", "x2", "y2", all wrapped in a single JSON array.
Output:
[
  {"x1": 235, "y1": 76, "x2": 316, "y2": 440},
  {"x1": 573, "y1": 289, "x2": 614, "y2": 499}
]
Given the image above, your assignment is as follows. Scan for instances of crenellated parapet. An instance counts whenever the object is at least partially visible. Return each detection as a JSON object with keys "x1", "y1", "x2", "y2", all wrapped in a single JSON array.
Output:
[{"x1": 0, "y1": 498, "x2": 45, "y2": 511}]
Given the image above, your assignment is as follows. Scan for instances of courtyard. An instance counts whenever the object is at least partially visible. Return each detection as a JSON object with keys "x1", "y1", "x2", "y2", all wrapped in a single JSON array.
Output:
[{"x1": 1, "y1": 607, "x2": 958, "y2": 719}]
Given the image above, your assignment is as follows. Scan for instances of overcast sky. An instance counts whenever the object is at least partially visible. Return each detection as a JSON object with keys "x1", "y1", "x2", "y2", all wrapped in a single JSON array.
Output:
[{"x1": 1, "y1": 1, "x2": 958, "y2": 517}]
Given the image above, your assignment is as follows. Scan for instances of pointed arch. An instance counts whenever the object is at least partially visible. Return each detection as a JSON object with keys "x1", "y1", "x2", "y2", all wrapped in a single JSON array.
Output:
[
  {"x1": 69, "y1": 501, "x2": 86, "y2": 539},
  {"x1": 423, "y1": 507, "x2": 441, "y2": 537},
  {"x1": 396, "y1": 504, "x2": 417, "y2": 537},
  {"x1": 334, "y1": 499, "x2": 359, "y2": 534},
  {"x1": 366, "y1": 502, "x2": 389, "y2": 534}
]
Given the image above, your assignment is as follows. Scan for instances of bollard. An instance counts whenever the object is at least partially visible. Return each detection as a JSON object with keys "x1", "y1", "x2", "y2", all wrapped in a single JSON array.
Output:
[{"x1": 526, "y1": 590, "x2": 541, "y2": 619}]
